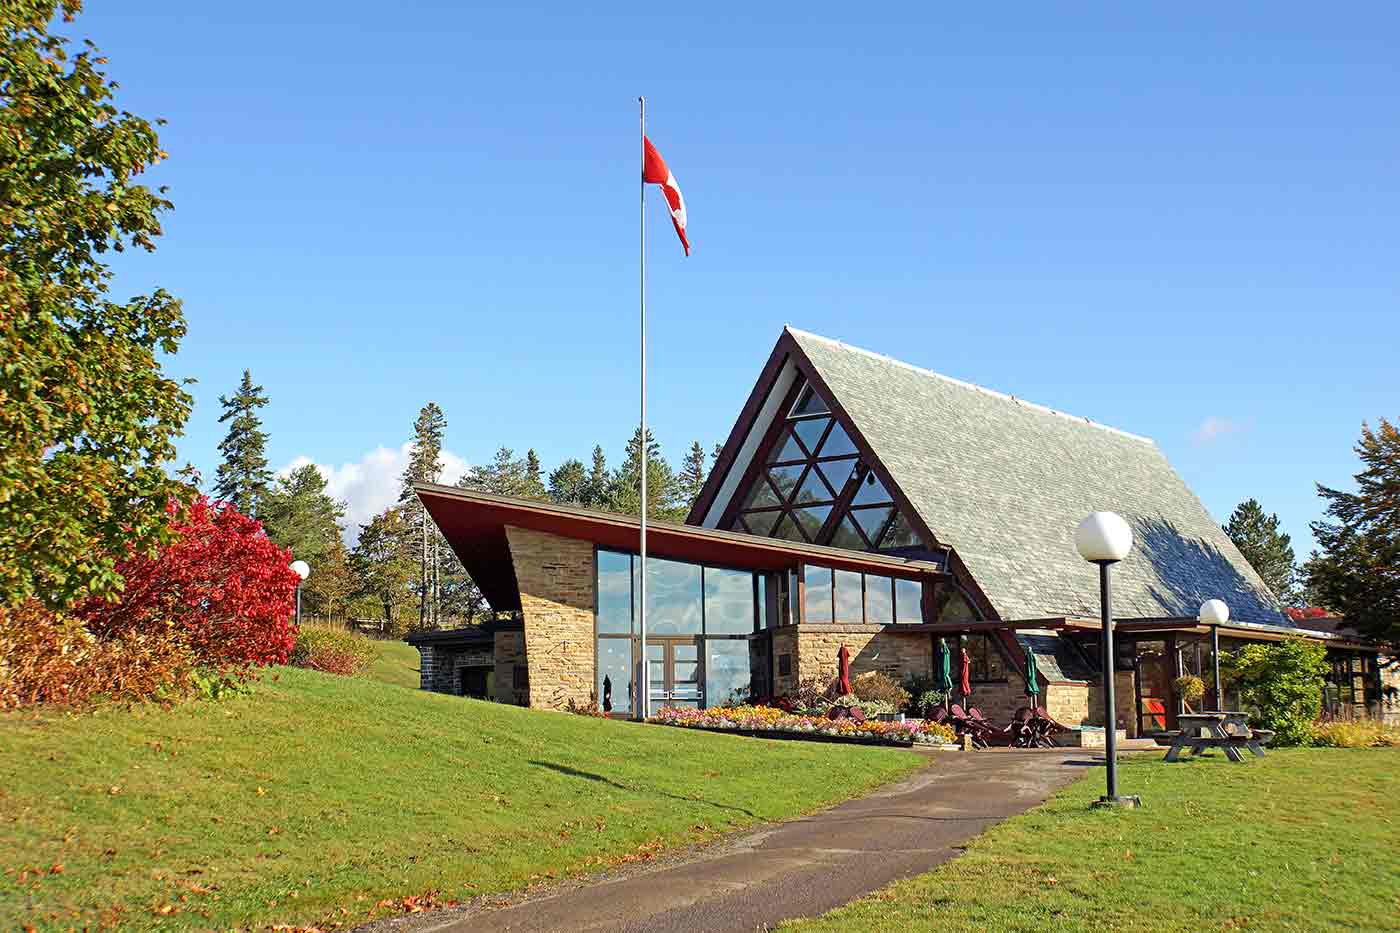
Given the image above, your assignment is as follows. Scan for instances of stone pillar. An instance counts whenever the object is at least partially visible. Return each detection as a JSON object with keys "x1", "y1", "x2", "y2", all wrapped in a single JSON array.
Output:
[{"x1": 505, "y1": 526, "x2": 596, "y2": 710}]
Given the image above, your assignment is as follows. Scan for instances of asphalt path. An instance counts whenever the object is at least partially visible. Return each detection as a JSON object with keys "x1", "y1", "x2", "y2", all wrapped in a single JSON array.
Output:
[{"x1": 363, "y1": 749, "x2": 1092, "y2": 933}]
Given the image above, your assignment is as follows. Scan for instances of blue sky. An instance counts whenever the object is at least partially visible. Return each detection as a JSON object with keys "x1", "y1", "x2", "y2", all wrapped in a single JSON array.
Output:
[{"x1": 85, "y1": 3, "x2": 1397, "y2": 551}]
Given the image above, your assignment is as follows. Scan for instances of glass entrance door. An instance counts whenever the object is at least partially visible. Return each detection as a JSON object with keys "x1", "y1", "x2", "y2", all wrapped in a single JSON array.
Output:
[{"x1": 647, "y1": 638, "x2": 702, "y2": 708}]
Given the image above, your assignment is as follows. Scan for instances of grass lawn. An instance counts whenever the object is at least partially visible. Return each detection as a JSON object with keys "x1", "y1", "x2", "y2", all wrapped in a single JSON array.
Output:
[
  {"x1": 783, "y1": 748, "x2": 1400, "y2": 932},
  {"x1": 361, "y1": 636, "x2": 421, "y2": 690},
  {"x1": 1, "y1": 666, "x2": 923, "y2": 931}
]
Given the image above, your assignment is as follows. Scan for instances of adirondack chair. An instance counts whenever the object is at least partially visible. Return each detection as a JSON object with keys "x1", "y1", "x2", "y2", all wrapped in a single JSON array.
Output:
[{"x1": 1008, "y1": 706, "x2": 1036, "y2": 748}]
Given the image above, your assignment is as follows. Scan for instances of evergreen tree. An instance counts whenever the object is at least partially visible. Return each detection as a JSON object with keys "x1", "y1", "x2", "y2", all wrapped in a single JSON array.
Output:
[
  {"x1": 351, "y1": 506, "x2": 417, "y2": 635},
  {"x1": 399, "y1": 403, "x2": 447, "y2": 630},
  {"x1": 260, "y1": 464, "x2": 345, "y2": 572},
  {"x1": 1223, "y1": 498, "x2": 1299, "y2": 605},
  {"x1": 712, "y1": 441, "x2": 724, "y2": 465},
  {"x1": 1304, "y1": 419, "x2": 1400, "y2": 641},
  {"x1": 522, "y1": 449, "x2": 548, "y2": 500},
  {"x1": 460, "y1": 447, "x2": 533, "y2": 498},
  {"x1": 214, "y1": 369, "x2": 272, "y2": 516},
  {"x1": 584, "y1": 445, "x2": 610, "y2": 506},
  {"x1": 548, "y1": 458, "x2": 589, "y2": 505},
  {"x1": 676, "y1": 440, "x2": 709, "y2": 514},
  {"x1": 607, "y1": 428, "x2": 684, "y2": 520},
  {"x1": 0, "y1": 2, "x2": 194, "y2": 609}
]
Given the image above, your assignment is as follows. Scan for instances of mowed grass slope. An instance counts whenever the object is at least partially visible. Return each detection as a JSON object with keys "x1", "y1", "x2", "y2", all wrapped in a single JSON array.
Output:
[
  {"x1": 2, "y1": 666, "x2": 924, "y2": 931},
  {"x1": 360, "y1": 635, "x2": 421, "y2": 689},
  {"x1": 783, "y1": 748, "x2": 1400, "y2": 932}
]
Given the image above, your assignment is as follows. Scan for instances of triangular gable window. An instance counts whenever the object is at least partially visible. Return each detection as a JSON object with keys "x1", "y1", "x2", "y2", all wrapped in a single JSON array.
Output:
[
  {"x1": 730, "y1": 375, "x2": 927, "y2": 554},
  {"x1": 818, "y1": 422, "x2": 859, "y2": 458},
  {"x1": 788, "y1": 382, "x2": 830, "y2": 417}
]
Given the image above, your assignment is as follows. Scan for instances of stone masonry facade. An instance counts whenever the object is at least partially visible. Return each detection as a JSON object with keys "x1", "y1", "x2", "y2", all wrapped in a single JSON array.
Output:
[{"x1": 505, "y1": 525, "x2": 596, "y2": 710}]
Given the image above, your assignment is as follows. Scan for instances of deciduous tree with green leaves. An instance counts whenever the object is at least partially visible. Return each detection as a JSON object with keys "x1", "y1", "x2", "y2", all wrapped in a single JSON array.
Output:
[
  {"x1": 1, "y1": 1, "x2": 193, "y2": 608},
  {"x1": 214, "y1": 369, "x2": 272, "y2": 516},
  {"x1": 547, "y1": 458, "x2": 588, "y2": 505},
  {"x1": 1223, "y1": 498, "x2": 1299, "y2": 605},
  {"x1": 1224, "y1": 638, "x2": 1329, "y2": 746},
  {"x1": 350, "y1": 506, "x2": 416, "y2": 635},
  {"x1": 1304, "y1": 419, "x2": 1400, "y2": 642}
]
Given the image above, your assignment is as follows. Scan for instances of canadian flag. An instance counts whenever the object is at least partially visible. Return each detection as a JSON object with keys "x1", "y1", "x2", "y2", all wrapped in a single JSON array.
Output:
[{"x1": 643, "y1": 136, "x2": 689, "y2": 256}]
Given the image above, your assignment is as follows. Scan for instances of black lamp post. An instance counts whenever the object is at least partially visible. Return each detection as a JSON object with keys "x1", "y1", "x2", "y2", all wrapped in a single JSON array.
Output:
[
  {"x1": 1075, "y1": 511, "x2": 1141, "y2": 809},
  {"x1": 290, "y1": 560, "x2": 310, "y2": 626},
  {"x1": 1199, "y1": 599, "x2": 1230, "y2": 709}
]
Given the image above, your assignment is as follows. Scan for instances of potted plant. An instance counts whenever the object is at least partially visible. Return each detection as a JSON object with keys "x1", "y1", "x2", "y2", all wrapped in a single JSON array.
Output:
[{"x1": 1173, "y1": 674, "x2": 1206, "y2": 713}]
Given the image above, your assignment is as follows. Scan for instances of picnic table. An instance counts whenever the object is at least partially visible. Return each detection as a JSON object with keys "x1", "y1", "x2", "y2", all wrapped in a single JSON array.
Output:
[{"x1": 1164, "y1": 712, "x2": 1271, "y2": 763}]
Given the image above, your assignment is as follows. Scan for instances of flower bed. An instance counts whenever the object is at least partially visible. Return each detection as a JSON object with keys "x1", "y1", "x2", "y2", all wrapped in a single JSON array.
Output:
[{"x1": 649, "y1": 704, "x2": 959, "y2": 747}]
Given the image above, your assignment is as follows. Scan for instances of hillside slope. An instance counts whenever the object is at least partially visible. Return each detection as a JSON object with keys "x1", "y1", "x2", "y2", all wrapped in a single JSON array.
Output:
[{"x1": 2, "y1": 666, "x2": 923, "y2": 931}]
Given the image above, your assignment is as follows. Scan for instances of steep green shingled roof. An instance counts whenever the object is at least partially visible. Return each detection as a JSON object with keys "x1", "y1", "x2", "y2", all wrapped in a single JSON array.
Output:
[{"x1": 788, "y1": 328, "x2": 1286, "y2": 625}]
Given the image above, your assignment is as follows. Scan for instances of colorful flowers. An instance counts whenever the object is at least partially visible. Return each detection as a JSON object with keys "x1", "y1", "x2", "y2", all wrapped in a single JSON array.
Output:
[{"x1": 649, "y1": 704, "x2": 958, "y2": 746}]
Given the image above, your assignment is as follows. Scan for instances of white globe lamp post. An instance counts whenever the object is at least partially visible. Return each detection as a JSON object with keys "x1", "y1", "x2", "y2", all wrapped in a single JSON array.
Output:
[
  {"x1": 1199, "y1": 599, "x2": 1230, "y2": 710},
  {"x1": 290, "y1": 560, "x2": 311, "y2": 627},
  {"x1": 1074, "y1": 511, "x2": 1138, "y2": 808}
]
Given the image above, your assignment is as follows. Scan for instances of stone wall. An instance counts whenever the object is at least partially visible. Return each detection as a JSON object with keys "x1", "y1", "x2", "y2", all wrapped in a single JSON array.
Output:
[
  {"x1": 413, "y1": 643, "x2": 497, "y2": 697},
  {"x1": 494, "y1": 631, "x2": 528, "y2": 705},
  {"x1": 794, "y1": 627, "x2": 934, "y2": 687},
  {"x1": 505, "y1": 526, "x2": 595, "y2": 710},
  {"x1": 1087, "y1": 670, "x2": 1137, "y2": 737}
]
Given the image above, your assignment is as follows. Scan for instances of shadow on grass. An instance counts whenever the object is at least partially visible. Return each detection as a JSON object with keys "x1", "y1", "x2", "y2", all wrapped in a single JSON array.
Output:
[{"x1": 528, "y1": 760, "x2": 759, "y2": 819}]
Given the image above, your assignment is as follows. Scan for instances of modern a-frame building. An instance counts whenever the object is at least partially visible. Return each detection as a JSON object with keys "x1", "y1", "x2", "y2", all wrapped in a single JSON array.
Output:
[{"x1": 410, "y1": 328, "x2": 1392, "y2": 735}]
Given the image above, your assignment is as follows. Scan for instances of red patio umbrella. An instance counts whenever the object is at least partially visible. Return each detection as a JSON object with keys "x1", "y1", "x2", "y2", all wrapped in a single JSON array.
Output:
[
  {"x1": 838, "y1": 643, "x2": 852, "y2": 695},
  {"x1": 959, "y1": 647, "x2": 972, "y2": 703}
]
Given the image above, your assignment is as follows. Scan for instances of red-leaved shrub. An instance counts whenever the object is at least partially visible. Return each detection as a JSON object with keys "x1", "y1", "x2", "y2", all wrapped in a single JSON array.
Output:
[
  {"x1": 76, "y1": 497, "x2": 299, "y2": 672},
  {"x1": 0, "y1": 601, "x2": 197, "y2": 710}
]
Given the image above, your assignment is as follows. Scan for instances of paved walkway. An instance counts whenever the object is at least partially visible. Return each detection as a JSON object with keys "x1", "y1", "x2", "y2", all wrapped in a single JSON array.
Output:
[{"x1": 372, "y1": 749, "x2": 1092, "y2": 933}]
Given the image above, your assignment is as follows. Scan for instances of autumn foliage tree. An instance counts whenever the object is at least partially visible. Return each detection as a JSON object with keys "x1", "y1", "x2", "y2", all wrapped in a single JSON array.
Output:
[
  {"x1": 1, "y1": 1, "x2": 194, "y2": 609},
  {"x1": 77, "y1": 497, "x2": 300, "y2": 670}
]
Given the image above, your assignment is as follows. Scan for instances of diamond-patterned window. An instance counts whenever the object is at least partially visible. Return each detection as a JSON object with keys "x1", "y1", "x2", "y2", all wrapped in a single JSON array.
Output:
[{"x1": 730, "y1": 379, "x2": 925, "y2": 552}]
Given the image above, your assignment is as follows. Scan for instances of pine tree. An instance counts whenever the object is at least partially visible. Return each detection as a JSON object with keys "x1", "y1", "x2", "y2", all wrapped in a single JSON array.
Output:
[
  {"x1": 1223, "y1": 498, "x2": 1299, "y2": 605},
  {"x1": 1304, "y1": 419, "x2": 1400, "y2": 641},
  {"x1": 548, "y1": 458, "x2": 589, "y2": 504},
  {"x1": 522, "y1": 449, "x2": 548, "y2": 500},
  {"x1": 607, "y1": 428, "x2": 684, "y2": 520},
  {"x1": 260, "y1": 464, "x2": 345, "y2": 575},
  {"x1": 712, "y1": 441, "x2": 724, "y2": 465},
  {"x1": 214, "y1": 369, "x2": 272, "y2": 516},
  {"x1": 399, "y1": 403, "x2": 446, "y2": 630},
  {"x1": 676, "y1": 440, "x2": 709, "y2": 514},
  {"x1": 584, "y1": 446, "x2": 610, "y2": 506}
]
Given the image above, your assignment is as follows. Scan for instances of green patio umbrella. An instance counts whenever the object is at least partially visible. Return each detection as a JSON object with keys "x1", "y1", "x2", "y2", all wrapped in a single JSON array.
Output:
[
  {"x1": 1023, "y1": 644, "x2": 1041, "y2": 704},
  {"x1": 935, "y1": 638, "x2": 954, "y2": 708}
]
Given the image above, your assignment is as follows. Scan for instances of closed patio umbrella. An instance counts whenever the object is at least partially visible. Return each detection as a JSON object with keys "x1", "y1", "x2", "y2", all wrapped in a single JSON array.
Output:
[
  {"x1": 1023, "y1": 644, "x2": 1041, "y2": 703},
  {"x1": 959, "y1": 646, "x2": 972, "y2": 705},
  {"x1": 936, "y1": 638, "x2": 954, "y2": 708},
  {"x1": 838, "y1": 643, "x2": 852, "y2": 695}
]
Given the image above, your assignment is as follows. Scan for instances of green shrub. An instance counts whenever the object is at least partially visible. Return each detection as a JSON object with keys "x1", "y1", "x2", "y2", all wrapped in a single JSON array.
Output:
[
  {"x1": 902, "y1": 674, "x2": 949, "y2": 716},
  {"x1": 289, "y1": 624, "x2": 377, "y2": 677},
  {"x1": 852, "y1": 671, "x2": 911, "y2": 710},
  {"x1": 1228, "y1": 638, "x2": 1329, "y2": 746},
  {"x1": 1312, "y1": 718, "x2": 1400, "y2": 748}
]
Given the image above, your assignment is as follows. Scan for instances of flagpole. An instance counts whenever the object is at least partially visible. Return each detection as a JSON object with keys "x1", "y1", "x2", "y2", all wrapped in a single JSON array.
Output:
[{"x1": 638, "y1": 95, "x2": 650, "y2": 722}]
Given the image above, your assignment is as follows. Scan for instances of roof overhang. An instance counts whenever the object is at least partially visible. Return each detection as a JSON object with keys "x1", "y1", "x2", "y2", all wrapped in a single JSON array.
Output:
[
  {"x1": 1058, "y1": 616, "x2": 1381, "y2": 651},
  {"x1": 415, "y1": 483, "x2": 952, "y2": 612}
]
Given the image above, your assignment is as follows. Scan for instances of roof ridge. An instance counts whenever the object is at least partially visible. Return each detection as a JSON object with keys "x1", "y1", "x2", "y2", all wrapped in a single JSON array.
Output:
[{"x1": 784, "y1": 325, "x2": 1155, "y2": 445}]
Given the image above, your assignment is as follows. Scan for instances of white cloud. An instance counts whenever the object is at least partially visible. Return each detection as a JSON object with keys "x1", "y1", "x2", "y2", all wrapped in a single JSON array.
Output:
[
  {"x1": 1192, "y1": 416, "x2": 1244, "y2": 445},
  {"x1": 277, "y1": 444, "x2": 469, "y2": 543}
]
